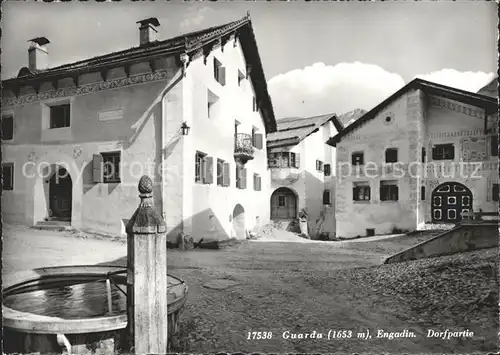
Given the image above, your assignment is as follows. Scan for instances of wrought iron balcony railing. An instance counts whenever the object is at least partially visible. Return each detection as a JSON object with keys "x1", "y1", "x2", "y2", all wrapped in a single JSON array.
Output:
[{"x1": 234, "y1": 133, "x2": 254, "y2": 164}]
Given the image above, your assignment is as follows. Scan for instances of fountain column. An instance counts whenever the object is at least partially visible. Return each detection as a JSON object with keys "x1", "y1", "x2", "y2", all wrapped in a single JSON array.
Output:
[{"x1": 126, "y1": 175, "x2": 168, "y2": 354}]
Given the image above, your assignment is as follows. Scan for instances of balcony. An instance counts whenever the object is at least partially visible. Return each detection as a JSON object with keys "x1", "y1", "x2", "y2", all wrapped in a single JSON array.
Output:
[
  {"x1": 234, "y1": 133, "x2": 254, "y2": 165},
  {"x1": 268, "y1": 154, "x2": 300, "y2": 184}
]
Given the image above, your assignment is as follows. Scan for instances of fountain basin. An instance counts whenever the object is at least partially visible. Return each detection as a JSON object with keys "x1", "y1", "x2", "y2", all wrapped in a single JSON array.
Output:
[{"x1": 3, "y1": 265, "x2": 188, "y2": 354}]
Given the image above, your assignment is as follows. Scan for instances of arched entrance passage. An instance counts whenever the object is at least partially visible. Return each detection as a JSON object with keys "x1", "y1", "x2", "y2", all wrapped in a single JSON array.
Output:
[
  {"x1": 232, "y1": 204, "x2": 245, "y2": 239},
  {"x1": 270, "y1": 187, "x2": 297, "y2": 219},
  {"x1": 48, "y1": 167, "x2": 73, "y2": 221},
  {"x1": 431, "y1": 182, "x2": 472, "y2": 223}
]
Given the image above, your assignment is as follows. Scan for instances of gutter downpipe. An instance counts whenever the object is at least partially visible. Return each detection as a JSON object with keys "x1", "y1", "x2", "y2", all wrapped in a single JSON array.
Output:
[{"x1": 160, "y1": 53, "x2": 188, "y2": 221}]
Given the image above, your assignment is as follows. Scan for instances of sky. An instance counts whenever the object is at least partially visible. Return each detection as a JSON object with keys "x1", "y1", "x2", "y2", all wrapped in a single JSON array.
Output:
[{"x1": 1, "y1": 1, "x2": 497, "y2": 119}]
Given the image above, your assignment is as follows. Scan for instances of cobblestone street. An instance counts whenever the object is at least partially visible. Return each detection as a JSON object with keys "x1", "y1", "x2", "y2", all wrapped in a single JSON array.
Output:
[{"x1": 3, "y1": 225, "x2": 497, "y2": 354}]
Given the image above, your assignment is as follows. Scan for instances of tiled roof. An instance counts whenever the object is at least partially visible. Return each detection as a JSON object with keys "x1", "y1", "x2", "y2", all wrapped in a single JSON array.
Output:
[
  {"x1": 3, "y1": 14, "x2": 278, "y2": 133},
  {"x1": 267, "y1": 113, "x2": 341, "y2": 147},
  {"x1": 327, "y1": 78, "x2": 498, "y2": 147}
]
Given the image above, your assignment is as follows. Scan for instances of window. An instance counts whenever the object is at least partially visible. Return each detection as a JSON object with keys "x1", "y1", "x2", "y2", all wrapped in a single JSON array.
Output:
[
  {"x1": 213, "y1": 58, "x2": 226, "y2": 85},
  {"x1": 216, "y1": 159, "x2": 230, "y2": 187},
  {"x1": 195, "y1": 152, "x2": 206, "y2": 183},
  {"x1": 236, "y1": 165, "x2": 247, "y2": 189},
  {"x1": 278, "y1": 195, "x2": 286, "y2": 207},
  {"x1": 380, "y1": 180, "x2": 399, "y2": 201},
  {"x1": 2, "y1": 163, "x2": 13, "y2": 190},
  {"x1": 253, "y1": 173, "x2": 262, "y2": 191},
  {"x1": 353, "y1": 182, "x2": 370, "y2": 201},
  {"x1": 324, "y1": 164, "x2": 331, "y2": 176},
  {"x1": 2, "y1": 114, "x2": 13, "y2": 141},
  {"x1": 493, "y1": 184, "x2": 499, "y2": 202},
  {"x1": 252, "y1": 96, "x2": 258, "y2": 112},
  {"x1": 432, "y1": 144, "x2": 454, "y2": 160},
  {"x1": 195, "y1": 152, "x2": 213, "y2": 184},
  {"x1": 207, "y1": 89, "x2": 219, "y2": 120},
  {"x1": 491, "y1": 136, "x2": 498, "y2": 157},
  {"x1": 316, "y1": 160, "x2": 324, "y2": 172},
  {"x1": 351, "y1": 152, "x2": 364, "y2": 166},
  {"x1": 421, "y1": 147, "x2": 426, "y2": 162},
  {"x1": 238, "y1": 70, "x2": 245, "y2": 87},
  {"x1": 421, "y1": 186, "x2": 426, "y2": 200},
  {"x1": 101, "y1": 151, "x2": 121, "y2": 183},
  {"x1": 323, "y1": 190, "x2": 332, "y2": 205},
  {"x1": 50, "y1": 104, "x2": 71, "y2": 129},
  {"x1": 217, "y1": 159, "x2": 224, "y2": 186},
  {"x1": 268, "y1": 152, "x2": 299, "y2": 168},
  {"x1": 385, "y1": 148, "x2": 398, "y2": 163}
]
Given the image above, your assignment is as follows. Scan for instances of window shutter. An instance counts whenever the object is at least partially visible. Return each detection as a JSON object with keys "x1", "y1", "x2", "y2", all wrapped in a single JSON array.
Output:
[
  {"x1": 219, "y1": 66, "x2": 226, "y2": 86},
  {"x1": 449, "y1": 146, "x2": 455, "y2": 160},
  {"x1": 222, "y1": 162, "x2": 230, "y2": 187},
  {"x1": 395, "y1": 186, "x2": 399, "y2": 201},
  {"x1": 258, "y1": 176, "x2": 262, "y2": 191},
  {"x1": 242, "y1": 168, "x2": 247, "y2": 189},
  {"x1": 92, "y1": 154, "x2": 103, "y2": 183},
  {"x1": 205, "y1": 156, "x2": 214, "y2": 184},
  {"x1": 432, "y1": 146, "x2": 438, "y2": 160},
  {"x1": 254, "y1": 133, "x2": 263, "y2": 149},
  {"x1": 353, "y1": 187, "x2": 357, "y2": 200},
  {"x1": 294, "y1": 153, "x2": 300, "y2": 168}
]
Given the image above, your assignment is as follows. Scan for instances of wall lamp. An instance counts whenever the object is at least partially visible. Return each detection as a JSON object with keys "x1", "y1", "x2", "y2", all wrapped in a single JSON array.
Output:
[{"x1": 181, "y1": 121, "x2": 191, "y2": 136}]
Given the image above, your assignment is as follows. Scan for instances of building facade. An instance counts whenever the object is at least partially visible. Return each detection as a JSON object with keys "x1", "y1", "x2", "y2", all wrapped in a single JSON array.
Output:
[
  {"x1": 328, "y1": 79, "x2": 498, "y2": 238},
  {"x1": 266, "y1": 114, "x2": 342, "y2": 238},
  {"x1": 1, "y1": 15, "x2": 277, "y2": 242}
]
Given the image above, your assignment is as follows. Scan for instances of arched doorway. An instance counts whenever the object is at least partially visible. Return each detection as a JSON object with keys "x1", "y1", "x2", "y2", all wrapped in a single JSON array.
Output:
[
  {"x1": 431, "y1": 182, "x2": 472, "y2": 223},
  {"x1": 49, "y1": 167, "x2": 72, "y2": 221},
  {"x1": 232, "y1": 204, "x2": 245, "y2": 239},
  {"x1": 270, "y1": 187, "x2": 297, "y2": 219}
]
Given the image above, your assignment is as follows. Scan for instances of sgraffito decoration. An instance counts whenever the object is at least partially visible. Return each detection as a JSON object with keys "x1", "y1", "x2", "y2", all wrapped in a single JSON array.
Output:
[
  {"x1": 3, "y1": 70, "x2": 171, "y2": 108},
  {"x1": 73, "y1": 146, "x2": 83, "y2": 159},
  {"x1": 461, "y1": 137, "x2": 487, "y2": 162}
]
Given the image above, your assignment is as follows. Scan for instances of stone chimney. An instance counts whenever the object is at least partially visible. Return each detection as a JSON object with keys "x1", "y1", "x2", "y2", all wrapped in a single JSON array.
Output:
[
  {"x1": 28, "y1": 37, "x2": 50, "y2": 71},
  {"x1": 137, "y1": 18, "x2": 160, "y2": 45}
]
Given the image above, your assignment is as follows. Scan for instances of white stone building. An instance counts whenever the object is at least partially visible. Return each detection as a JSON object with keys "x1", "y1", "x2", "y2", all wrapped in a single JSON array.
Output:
[
  {"x1": 1, "y1": 15, "x2": 278, "y2": 242},
  {"x1": 328, "y1": 78, "x2": 498, "y2": 238},
  {"x1": 266, "y1": 114, "x2": 342, "y2": 238}
]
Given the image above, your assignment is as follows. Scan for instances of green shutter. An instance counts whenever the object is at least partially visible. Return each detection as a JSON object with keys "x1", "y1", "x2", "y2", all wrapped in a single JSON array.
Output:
[{"x1": 93, "y1": 154, "x2": 103, "y2": 183}]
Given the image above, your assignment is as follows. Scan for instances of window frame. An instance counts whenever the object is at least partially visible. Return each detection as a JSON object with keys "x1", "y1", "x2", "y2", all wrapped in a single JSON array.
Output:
[
  {"x1": 432, "y1": 143, "x2": 455, "y2": 161},
  {"x1": 195, "y1": 151, "x2": 208, "y2": 184},
  {"x1": 353, "y1": 182, "x2": 370, "y2": 202},
  {"x1": 1, "y1": 113, "x2": 14, "y2": 141},
  {"x1": 385, "y1": 148, "x2": 398, "y2": 163},
  {"x1": 380, "y1": 180, "x2": 399, "y2": 202},
  {"x1": 101, "y1": 151, "x2": 121, "y2": 183},
  {"x1": 351, "y1": 151, "x2": 364, "y2": 166},
  {"x1": 49, "y1": 103, "x2": 71, "y2": 129},
  {"x1": 2, "y1": 163, "x2": 14, "y2": 191}
]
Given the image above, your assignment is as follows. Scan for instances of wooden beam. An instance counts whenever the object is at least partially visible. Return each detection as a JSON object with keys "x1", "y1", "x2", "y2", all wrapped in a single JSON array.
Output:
[
  {"x1": 12, "y1": 85, "x2": 20, "y2": 98},
  {"x1": 233, "y1": 32, "x2": 239, "y2": 47},
  {"x1": 149, "y1": 60, "x2": 156, "y2": 73},
  {"x1": 32, "y1": 83, "x2": 40, "y2": 94},
  {"x1": 123, "y1": 65, "x2": 131, "y2": 78},
  {"x1": 100, "y1": 69, "x2": 109, "y2": 82},
  {"x1": 203, "y1": 44, "x2": 213, "y2": 65},
  {"x1": 221, "y1": 35, "x2": 230, "y2": 52}
]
